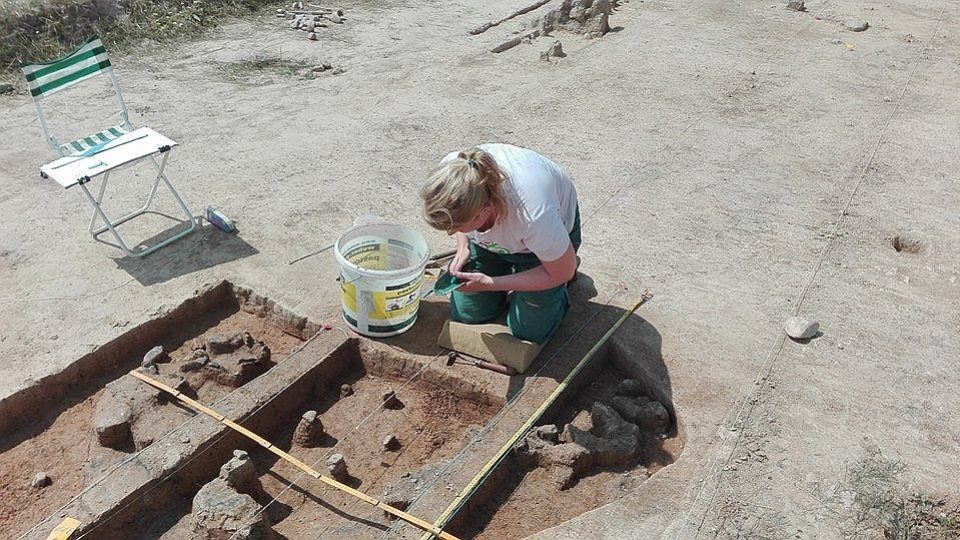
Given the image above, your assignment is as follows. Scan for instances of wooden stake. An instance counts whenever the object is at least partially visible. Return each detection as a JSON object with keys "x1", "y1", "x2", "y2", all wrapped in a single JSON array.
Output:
[
  {"x1": 491, "y1": 30, "x2": 539, "y2": 54},
  {"x1": 469, "y1": 0, "x2": 553, "y2": 35},
  {"x1": 128, "y1": 370, "x2": 459, "y2": 540}
]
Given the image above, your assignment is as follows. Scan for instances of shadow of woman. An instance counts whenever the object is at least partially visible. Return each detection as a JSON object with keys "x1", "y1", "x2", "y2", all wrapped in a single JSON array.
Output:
[
  {"x1": 448, "y1": 276, "x2": 678, "y2": 537},
  {"x1": 504, "y1": 273, "x2": 675, "y2": 431}
]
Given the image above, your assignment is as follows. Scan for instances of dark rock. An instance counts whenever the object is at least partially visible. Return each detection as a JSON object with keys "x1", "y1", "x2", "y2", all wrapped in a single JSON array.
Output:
[
  {"x1": 340, "y1": 384, "x2": 354, "y2": 397},
  {"x1": 143, "y1": 346, "x2": 169, "y2": 367},
  {"x1": 293, "y1": 411, "x2": 325, "y2": 447},
  {"x1": 200, "y1": 339, "x2": 271, "y2": 387},
  {"x1": 207, "y1": 333, "x2": 245, "y2": 355},
  {"x1": 786, "y1": 0, "x2": 805, "y2": 11},
  {"x1": 383, "y1": 434, "x2": 401, "y2": 451},
  {"x1": 610, "y1": 396, "x2": 669, "y2": 432},
  {"x1": 181, "y1": 357, "x2": 209, "y2": 372},
  {"x1": 326, "y1": 453, "x2": 348, "y2": 480},
  {"x1": 381, "y1": 390, "x2": 401, "y2": 409},
  {"x1": 535, "y1": 424, "x2": 560, "y2": 442},
  {"x1": 0, "y1": 83, "x2": 14, "y2": 95}
]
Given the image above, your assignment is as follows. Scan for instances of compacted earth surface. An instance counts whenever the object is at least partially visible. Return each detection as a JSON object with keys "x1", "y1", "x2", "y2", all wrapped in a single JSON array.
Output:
[{"x1": 1, "y1": 0, "x2": 958, "y2": 537}]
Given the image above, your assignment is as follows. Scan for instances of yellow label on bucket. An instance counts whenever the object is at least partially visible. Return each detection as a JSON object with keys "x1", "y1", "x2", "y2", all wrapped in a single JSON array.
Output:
[{"x1": 341, "y1": 275, "x2": 422, "y2": 322}]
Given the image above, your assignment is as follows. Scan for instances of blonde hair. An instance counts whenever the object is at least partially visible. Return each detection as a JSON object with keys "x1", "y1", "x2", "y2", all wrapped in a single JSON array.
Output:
[{"x1": 420, "y1": 147, "x2": 509, "y2": 231}]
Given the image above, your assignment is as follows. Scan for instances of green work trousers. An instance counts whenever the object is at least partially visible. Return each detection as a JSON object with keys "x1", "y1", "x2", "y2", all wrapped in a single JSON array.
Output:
[{"x1": 449, "y1": 208, "x2": 581, "y2": 344}]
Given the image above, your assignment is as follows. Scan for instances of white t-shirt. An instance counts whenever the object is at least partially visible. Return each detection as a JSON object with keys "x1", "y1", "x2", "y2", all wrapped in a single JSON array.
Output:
[{"x1": 441, "y1": 143, "x2": 578, "y2": 262}]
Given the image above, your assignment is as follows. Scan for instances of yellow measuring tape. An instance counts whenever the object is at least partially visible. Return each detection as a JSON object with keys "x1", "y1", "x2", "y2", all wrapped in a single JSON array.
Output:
[
  {"x1": 128, "y1": 370, "x2": 460, "y2": 540},
  {"x1": 420, "y1": 290, "x2": 652, "y2": 538}
]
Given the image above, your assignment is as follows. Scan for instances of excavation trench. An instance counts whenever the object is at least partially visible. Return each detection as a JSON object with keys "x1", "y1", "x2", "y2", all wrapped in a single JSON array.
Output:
[
  {"x1": 12, "y1": 282, "x2": 679, "y2": 540},
  {"x1": 1, "y1": 280, "x2": 315, "y2": 537}
]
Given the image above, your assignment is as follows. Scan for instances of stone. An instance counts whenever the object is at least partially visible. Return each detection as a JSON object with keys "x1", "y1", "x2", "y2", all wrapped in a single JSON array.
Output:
[
  {"x1": 31, "y1": 472, "x2": 51, "y2": 488},
  {"x1": 591, "y1": 402, "x2": 641, "y2": 439},
  {"x1": 0, "y1": 83, "x2": 14, "y2": 95},
  {"x1": 302, "y1": 20, "x2": 316, "y2": 31},
  {"x1": 533, "y1": 0, "x2": 611, "y2": 38},
  {"x1": 609, "y1": 395, "x2": 669, "y2": 432},
  {"x1": 381, "y1": 390, "x2": 401, "y2": 409},
  {"x1": 535, "y1": 424, "x2": 560, "y2": 442},
  {"x1": 95, "y1": 372, "x2": 184, "y2": 450},
  {"x1": 539, "y1": 40, "x2": 566, "y2": 62},
  {"x1": 200, "y1": 338, "x2": 271, "y2": 387},
  {"x1": 563, "y1": 404, "x2": 642, "y2": 469},
  {"x1": 181, "y1": 357, "x2": 209, "y2": 372},
  {"x1": 192, "y1": 478, "x2": 272, "y2": 539},
  {"x1": 326, "y1": 454, "x2": 348, "y2": 480},
  {"x1": 143, "y1": 346, "x2": 169, "y2": 367},
  {"x1": 784, "y1": 316, "x2": 820, "y2": 340},
  {"x1": 207, "y1": 334, "x2": 244, "y2": 355},
  {"x1": 844, "y1": 19, "x2": 869, "y2": 32},
  {"x1": 327, "y1": 12, "x2": 342, "y2": 23},
  {"x1": 307, "y1": 32, "x2": 318, "y2": 41},
  {"x1": 293, "y1": 411, "x2": 325, "y2": 447},
  {"x1": 786, "y1": 0, "x2": 805, "y2": 11},
  {"x1": 289, "y1": 19, "x2": 300, "y2": 29},
  {"x1": 219, "y1": 450, "x2": 259, "y2": 495},
  {"x1": 93, "y1": 396, "x2": 133, "y2": 449},
  {"x1": 331, "y1": 67, "x2": 346, "y2": 75},
  {"x1": 340, "y1": 384, "x2": 354, "y2": 397},
  {"x1": 383, "y1": 434, "x2": 401, "y2": 451}
]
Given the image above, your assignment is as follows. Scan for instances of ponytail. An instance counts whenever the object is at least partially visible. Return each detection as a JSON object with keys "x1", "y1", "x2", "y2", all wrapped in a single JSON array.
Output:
[{"x1": 420, "y1": 147, "x2": 508, "y2": 231}]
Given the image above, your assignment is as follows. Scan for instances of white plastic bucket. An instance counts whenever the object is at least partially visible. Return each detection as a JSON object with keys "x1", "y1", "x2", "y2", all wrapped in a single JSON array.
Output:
[{"x1": 334, "y1": 219, "x2": 430, "y2": 337}]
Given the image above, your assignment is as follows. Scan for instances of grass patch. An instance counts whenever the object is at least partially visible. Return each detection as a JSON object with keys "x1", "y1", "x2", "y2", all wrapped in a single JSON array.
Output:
[
  {"x1": 218, "y1": 55, "x2": 313, "y2": 85},
  {"x1": 816, "y1": 450, "x2": 960, "y2": 539},
  {"x1": 1, "y1": 0, "x2": 279, "y2": 77}
]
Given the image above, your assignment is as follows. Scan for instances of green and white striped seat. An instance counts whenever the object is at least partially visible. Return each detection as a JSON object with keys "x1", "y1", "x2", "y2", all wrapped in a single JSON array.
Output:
[
  {"x1": 60, "y1": 124, "x2": 129, "y2": 156},
  {"x1": 21, "y1": 35, "x2": 112, "y2": 98}
]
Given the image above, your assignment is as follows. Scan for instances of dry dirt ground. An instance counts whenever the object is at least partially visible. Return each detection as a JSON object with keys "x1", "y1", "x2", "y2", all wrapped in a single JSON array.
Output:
[{"x1": 1, "y1": 0, "x2": 958, "y2": 537}]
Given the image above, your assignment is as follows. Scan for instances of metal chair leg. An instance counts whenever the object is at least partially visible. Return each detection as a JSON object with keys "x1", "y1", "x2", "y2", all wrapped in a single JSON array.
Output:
[{"x1": 85, "y1": 149, "x2": 197, "y2": 257}]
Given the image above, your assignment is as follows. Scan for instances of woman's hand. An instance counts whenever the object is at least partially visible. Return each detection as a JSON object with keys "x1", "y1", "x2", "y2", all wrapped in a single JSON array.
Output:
[
  {"x1": 449, "y1": 244, "x2": 470, "y2": 275},
  {"x1": 451, "y1": 271, "x2": 496, "y2": 293}
]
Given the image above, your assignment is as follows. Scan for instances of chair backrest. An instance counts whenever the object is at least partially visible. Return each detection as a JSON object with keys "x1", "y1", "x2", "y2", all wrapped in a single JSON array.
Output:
[
  {"x1": 21, "y1": 35, "x2": 112, "y2": 98},
  {"x1": 21, "y1": 35, "x2": 132, "y2": 157}
]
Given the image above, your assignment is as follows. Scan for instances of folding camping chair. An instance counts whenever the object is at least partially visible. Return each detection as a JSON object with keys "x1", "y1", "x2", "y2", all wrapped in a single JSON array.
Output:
[{"x1": 22, "y1": 35, "x2": 196, "y2": 257}]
